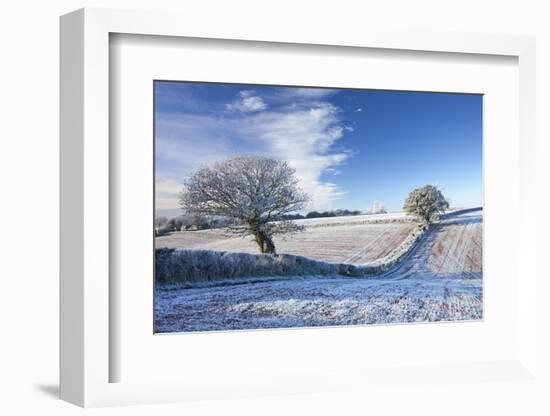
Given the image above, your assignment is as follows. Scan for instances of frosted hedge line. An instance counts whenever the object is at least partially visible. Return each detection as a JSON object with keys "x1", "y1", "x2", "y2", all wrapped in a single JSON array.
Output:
[
  {"x1": 364, "y1": 223, "x2": 429, "y2": 270},
  {"x1": 156, "y1": 249, "x2": 342, "y2": 283},
  {"x1": 155, "y1": 223, "x2": 429, "y2": 283},
  {"x1": 363, "y1": 208, "x2": 482, "y2": 273}
]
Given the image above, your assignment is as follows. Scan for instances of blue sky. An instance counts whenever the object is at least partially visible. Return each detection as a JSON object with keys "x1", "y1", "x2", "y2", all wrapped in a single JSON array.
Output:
[{"x1": 155, "y1": 81, "x2": 482, "y2": 215}]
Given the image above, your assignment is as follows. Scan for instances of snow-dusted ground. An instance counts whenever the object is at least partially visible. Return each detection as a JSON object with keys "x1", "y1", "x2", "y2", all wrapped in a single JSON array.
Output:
[
  {"x1": 292, "y1": 211, "x2": 412, "y2": 226},
  {"x1": 156, "y1": 221, "x2": 414, "y2": 264},
  {"x1": 155, "y1": 209, "x2": 483, "y2": 333}
]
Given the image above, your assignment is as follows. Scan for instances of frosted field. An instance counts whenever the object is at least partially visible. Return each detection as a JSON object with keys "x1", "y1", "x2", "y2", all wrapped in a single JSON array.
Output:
[
  {"x1": 292, "y1": 211, "x2": 413, "y2": 226},
  {"x1": 156, "y1": 217, "x2": 415, "y2": 264},
  {"x1": 155, "y1": 209, "x2": 483, "y2": 332}
]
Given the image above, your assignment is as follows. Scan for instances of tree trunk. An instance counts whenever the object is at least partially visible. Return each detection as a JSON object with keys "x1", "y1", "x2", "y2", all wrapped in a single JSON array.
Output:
[
  {"x1": 253, "y1": 230, "x2": 276, "y2": 255},
  {"x1": 253, "y1": 233, "x2": 264, "y2": 253},
  {"x1": 261, "y1": 231, "x2": 276, "y2": 255}
]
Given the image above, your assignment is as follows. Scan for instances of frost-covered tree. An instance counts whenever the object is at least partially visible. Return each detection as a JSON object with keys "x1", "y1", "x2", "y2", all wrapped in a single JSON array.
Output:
[
  {"x1": 403, "y1": 185, "x2": 449, "y2": 224},
  {"x1": 155, "y1": 216, "x2": 169, "y2": 229},
  {"x1": 368, "y1": 200, "x2": 387, "y2": 215},
  {"x1": 180, "y1": 155, "x2": 310, "y2": 254}
]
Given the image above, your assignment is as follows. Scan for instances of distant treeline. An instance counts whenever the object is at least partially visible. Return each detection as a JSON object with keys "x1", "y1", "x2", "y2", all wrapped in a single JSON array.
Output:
[
  {"x1": 280, "y1": 209, "x2": 363, "y2": 221},
  {"x1": 155, "y1": 214, "x2": 232, "y2": 236}
]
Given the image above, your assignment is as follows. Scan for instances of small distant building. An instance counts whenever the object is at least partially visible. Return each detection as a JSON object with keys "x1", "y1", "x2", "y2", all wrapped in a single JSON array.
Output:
[{"x1": 368, "y1": 200, "x2": 387, "y2": 215}]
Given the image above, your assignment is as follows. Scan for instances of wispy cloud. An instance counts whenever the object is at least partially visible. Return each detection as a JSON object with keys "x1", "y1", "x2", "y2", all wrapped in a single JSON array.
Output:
[
  {"x1": 226, "y1": 90, "x2": 268, "y2": 112},
  {"x1": 156, "y1": 89, "x2": 353, "y2": 211},
  {"x1": 155, "y1": 177, "x2": 185, "y2": 210}
]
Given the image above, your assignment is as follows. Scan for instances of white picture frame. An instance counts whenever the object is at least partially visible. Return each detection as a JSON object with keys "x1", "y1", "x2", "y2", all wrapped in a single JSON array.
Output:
[{"x1": 60, "y1": 7, "x2": 538, "y2": 407}]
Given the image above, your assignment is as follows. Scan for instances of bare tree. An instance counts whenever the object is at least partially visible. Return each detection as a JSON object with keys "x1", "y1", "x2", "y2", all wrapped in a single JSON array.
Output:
[
  {"x1": 368, "y1": 200, "x2": 387, "y2": 215},
  {"x1": 180, "y1": 155, "x2": 310, "y2": 254},
  {"x1": 403, "y1": 184, "x2": 449, "y2": 224}
]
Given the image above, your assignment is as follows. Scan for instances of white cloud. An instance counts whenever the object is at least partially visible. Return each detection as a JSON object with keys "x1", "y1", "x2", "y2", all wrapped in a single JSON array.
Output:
[
  {"x1": 155, "y1": 177, "x2": 185, "y2": 210},
  {"x1": 234, "y1": 103, "x2": 351, "y2": 210},
  {"x1": 354, "y1": 107, "x2": 362, "y2": 112},
  {"x1": 226, "y1": 90, "x2": 267, "y2": 112},
  {"x1": 156, "y1": 96, "x2": 353, "y2": 211},
  {"x1": 156, "y1": 116, "x2": 236, "y2": 170}
]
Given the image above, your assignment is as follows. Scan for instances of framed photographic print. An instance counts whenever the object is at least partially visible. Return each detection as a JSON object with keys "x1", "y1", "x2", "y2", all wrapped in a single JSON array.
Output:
[
  {"x1": 153, "y1": 81, "x2": 483, "y2": 334},
  {"x1": 60, "y1": 8, "x2": 538, "y2": 408}
]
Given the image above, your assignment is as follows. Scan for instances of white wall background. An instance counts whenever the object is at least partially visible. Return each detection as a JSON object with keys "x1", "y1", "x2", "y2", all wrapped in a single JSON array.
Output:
[{"x1": 0, "y1": 1, "x2": 548, "y2": 415}]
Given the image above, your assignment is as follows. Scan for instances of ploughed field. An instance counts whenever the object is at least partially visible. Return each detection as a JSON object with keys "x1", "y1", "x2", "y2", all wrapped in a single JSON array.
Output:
[
  {"x1": 155, "y1": 209, "x2": 483, "y2": 332},
  {"x1": 156, "y1": 215, "x2": 415, "y2": 265}
]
